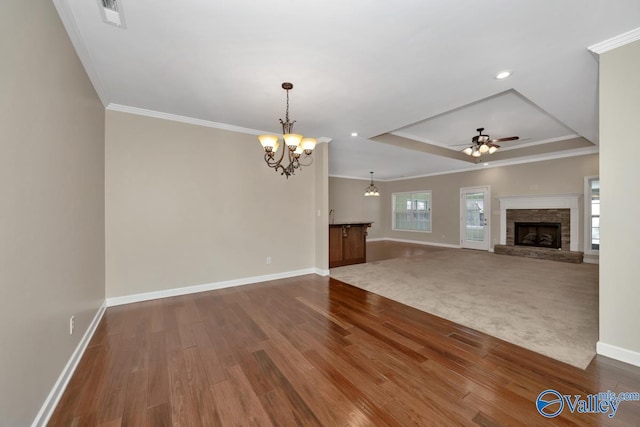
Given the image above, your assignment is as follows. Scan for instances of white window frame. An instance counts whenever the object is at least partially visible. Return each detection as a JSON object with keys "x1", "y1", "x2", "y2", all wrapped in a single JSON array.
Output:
[
  {"x1": 392, "y1": 190, "x2": 432, "y2": 233},
  {"x1": 584, "y1": 176, "x2": 600, "y2": 255}
]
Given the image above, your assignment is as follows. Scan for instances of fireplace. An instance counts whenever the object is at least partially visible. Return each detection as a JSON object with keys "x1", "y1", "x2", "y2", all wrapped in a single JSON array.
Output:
[
  {"x1": 514, "y1": 222, "x2": 561, "y2": 249},
  {"x1": 496, "y1": 194, "x2": 583, "y2": 263}
]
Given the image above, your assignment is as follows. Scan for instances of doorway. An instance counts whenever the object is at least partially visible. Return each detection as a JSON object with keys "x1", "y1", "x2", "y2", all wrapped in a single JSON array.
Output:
[{"x1": 460, "y1": 186, "x2": 491, "y2": 250}]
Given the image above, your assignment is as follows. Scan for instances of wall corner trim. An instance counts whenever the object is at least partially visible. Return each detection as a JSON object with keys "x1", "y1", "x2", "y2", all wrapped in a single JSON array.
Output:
[
  {"x1": 32, "y1": 301, "x2": 107, "y2": 427},
  {"x1": 596, "y1": 341, "x2": 640, "y2": 368}
]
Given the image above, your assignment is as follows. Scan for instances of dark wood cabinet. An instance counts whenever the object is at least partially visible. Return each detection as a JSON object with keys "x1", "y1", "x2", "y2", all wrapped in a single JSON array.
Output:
[{"x1": 329, "y1": 223, "x2": 372, "y2": 268}]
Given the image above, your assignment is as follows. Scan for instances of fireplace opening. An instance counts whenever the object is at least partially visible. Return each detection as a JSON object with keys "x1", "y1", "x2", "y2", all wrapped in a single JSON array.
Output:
[{"x1": 514, "y1": 222, "x2": 561, "y2": 249}]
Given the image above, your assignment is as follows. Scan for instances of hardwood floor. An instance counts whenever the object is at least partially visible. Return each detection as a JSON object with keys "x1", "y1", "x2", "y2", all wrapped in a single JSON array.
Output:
[{"x1": 49, "y1": 274, "x2": 640, "y2": 426}]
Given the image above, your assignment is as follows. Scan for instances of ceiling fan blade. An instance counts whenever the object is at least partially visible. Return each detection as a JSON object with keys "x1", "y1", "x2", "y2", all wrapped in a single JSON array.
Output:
[{"x1": 489, "y1": 136, "x2": 519, "y2": 143}]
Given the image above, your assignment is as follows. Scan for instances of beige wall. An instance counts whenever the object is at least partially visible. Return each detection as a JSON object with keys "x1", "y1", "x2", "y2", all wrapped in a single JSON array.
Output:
[
  {"x1": 314, "y1": 142, "x2": 330, "y2": 271},
  {"x1": 329, "y1": 177, "x2": 383, "y2": 239},
  {"x1": 373, "y1": 154, "x2": 598, "y2": 249},
  {"x1": 0, "y1": 1, "x2": 106, "y2": 425},
  {"x1": 329, "y1": 156, "x2": 597, "y2": 249},
  {"x1": 599, "y1": 40, "x2": 640, "y2": 359},
  {"x1": 105, "y1": 111, "x2": 319, "y2": 298}
]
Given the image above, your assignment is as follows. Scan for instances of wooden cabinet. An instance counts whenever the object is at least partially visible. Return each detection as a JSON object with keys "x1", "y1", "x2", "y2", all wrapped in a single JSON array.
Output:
[{"x1": 329, "y1": 223, "x2": 372, "y2": 268}]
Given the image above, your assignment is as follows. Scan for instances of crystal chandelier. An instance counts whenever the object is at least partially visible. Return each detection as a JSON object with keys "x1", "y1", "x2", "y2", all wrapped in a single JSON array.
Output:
[
  {"x1": 258, "y1": 82, "x2": 317, "y2": 178},
  {"x1": 364, "y1": 172, "x2": 380, "y2": 197}
]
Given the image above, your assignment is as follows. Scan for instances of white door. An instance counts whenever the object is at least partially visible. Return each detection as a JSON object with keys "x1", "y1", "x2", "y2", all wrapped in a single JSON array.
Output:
[{"x1": 460, "y1": 186, "x2": 491, "y2": 250}]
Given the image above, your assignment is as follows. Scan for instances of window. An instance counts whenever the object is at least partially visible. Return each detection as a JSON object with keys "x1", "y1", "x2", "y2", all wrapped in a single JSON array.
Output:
[
  {"x1": 585, "y1": 176, "x2": 600, "y2": 252},
  {"x1": 393, "y1": 191, "x2": 431, "y2": 232}
]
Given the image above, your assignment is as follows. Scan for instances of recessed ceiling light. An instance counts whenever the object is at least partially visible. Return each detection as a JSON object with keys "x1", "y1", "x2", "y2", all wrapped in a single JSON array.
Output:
[
  {"x1": 495, "y1": 70, "x2": 512, "y2": 79},
  {"x1": 351, "y1": 132, "x2": 358, "y2": 137},
  {"x1": 483, "y1": 163, "x2": 489, "y2": 166}
]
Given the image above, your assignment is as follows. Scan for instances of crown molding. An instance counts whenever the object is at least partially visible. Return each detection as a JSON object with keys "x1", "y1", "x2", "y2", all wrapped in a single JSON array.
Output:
[
  {"x1": 329, "y1": 146, "x2": 598, "y2": 182},
  {"x1": 588, "y1": 27, "x2": 640, "y2": 55},
  {"x1": 52, "y1": 0, "x2": 109, "y2": 106},
  {"x1": 329, "y1": 174, "x2": 383, "y2": 182},
  {"x1": 382, "y1": 146, "x2": 599, "y2": 182},
  {"x1": 107, "y1": 104, "x2": 265, "y2": 135},
  {"x1": 107, "y1": 104, "x2": 333, "y2": 144}
]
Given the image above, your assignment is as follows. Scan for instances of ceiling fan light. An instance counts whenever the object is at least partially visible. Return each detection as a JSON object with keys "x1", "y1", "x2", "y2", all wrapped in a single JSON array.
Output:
[
  {"x1": 472, "y1": 149, "x2": 482, "y2": 158},
  {"x1": 488, "y1": 146, "x2": 498, "y2": 154},
  {"x1": 463, "y1": 147, "x2": 473, "y2": 156},
  {"x1": 479, "y1": 144, "x2": 489, "y2": 153}
]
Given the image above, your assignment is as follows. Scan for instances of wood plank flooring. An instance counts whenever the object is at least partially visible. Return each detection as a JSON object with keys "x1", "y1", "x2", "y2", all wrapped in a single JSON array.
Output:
[{"x1": 49, "y1": 274, "x2": 640, "y2": 426}]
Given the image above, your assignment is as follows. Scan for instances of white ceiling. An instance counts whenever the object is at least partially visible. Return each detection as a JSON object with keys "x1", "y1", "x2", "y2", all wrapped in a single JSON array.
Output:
[{"x1": 54, "y1": 0, "x2": 640, "y2": 180}]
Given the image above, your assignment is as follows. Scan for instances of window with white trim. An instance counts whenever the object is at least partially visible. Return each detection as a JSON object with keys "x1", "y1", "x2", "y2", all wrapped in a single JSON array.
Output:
[
  {"x1": 392, "y1": 191, "x2": 432, "y2": 232},
  {"x1": 585, "y1": 177, "x2": 600, "y2": 252}
]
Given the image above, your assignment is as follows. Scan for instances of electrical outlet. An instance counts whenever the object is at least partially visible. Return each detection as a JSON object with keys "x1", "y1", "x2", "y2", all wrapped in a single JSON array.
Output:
[
  {"x1": 69, "y1": 315, "x2": 75, "y2": 335},
  {"x1": 266, "y1": 257, "x2": 271, "y2": 265}
]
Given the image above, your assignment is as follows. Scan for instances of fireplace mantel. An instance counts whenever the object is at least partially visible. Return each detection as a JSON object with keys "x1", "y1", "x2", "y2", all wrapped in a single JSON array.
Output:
[{"x1": 498, "y1": 193, "x2": 582, "y2": 251}]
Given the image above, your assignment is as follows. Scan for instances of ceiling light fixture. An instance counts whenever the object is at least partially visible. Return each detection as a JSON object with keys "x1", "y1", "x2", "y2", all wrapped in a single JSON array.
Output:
[
  {"x1": 364, "y1": 172, "x2": 380, "y2": 197},
  {"x1": 463, "y1": 128, "x2": 500, "y2": 158},
  {"x1": 258, "y1": 82, "x2": 317, "y2": 178},
  {"x1": 495, "y1": 70, "x2": 512, "y2": 79},
  {"x1": 351, "y1": 132, "x2": 358, "y2": 137}
]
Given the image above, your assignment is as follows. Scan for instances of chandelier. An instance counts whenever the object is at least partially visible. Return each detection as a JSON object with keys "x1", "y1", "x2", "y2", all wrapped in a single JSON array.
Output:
[
  {"x1": 364, "y1": 172, "x2": 380, "y2": 197},
  {"x1": 258, "y1": 82, "x2": 317, "y2": 178}
]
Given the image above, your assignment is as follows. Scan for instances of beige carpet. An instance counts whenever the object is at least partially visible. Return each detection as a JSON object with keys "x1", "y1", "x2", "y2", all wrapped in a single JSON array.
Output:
[{"x1": 330, "y1": 248, "x2": 598, "y2": 369}]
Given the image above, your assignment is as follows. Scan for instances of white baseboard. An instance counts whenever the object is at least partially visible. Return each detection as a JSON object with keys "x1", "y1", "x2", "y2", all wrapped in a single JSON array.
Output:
[
  {"x1": 583, "y1": 257, "x2": 600, "y2": 265},
  {"x1": 106, "y1": 268, "x2": 320, "y2": 306},
  {"x1": 382, "y1": 237, "x2": 462, "y2": 249},
  {"x1": 597, "y1": 341, "x2": 640, "y2": 368},
  {"x1": 32, "y1": 301, "x2": 106, "y2": 427},
  {"x1": 314, "y1": 268, "x2": 330, "y2": 276},
  {"x1": 366, "y1": 238, "x2": 385, "y2": 242}
]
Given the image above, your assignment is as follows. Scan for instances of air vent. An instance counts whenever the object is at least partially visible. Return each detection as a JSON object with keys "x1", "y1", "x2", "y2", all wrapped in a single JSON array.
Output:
[{"x1": 98, "y1": 0, "x2": 126, "y2": 28}]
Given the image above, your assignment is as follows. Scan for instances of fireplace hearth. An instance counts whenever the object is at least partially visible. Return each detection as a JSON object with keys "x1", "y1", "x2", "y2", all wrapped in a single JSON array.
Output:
[{"x1": 514, "y1": 222, "x2": 561, "y2": 249}]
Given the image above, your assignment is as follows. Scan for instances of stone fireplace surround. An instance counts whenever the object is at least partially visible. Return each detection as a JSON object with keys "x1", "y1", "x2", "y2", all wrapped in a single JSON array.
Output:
[
  {"x1": 508, "y1": 210, "x2": 569, "y2": 250},
  {"x1": 495, "y1": 193, "x2": 583, "y2": 263}
]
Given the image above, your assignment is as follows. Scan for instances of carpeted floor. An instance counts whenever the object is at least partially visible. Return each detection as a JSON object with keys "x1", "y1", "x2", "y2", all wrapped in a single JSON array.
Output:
[{"x1": 330, "y1": 247, "x2": 599, "y2": 369}]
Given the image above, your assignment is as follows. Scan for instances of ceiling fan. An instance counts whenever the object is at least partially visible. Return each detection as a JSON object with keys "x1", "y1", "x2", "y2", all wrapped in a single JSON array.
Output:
[{"x1": 461, "y1": 127, "x2": 519, "y2": 158}]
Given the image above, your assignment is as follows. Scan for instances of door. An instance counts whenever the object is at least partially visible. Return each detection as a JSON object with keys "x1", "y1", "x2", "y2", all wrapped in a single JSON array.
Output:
[{"x1": 460, "y1": 186, "x2": 491, "y2": 250}]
